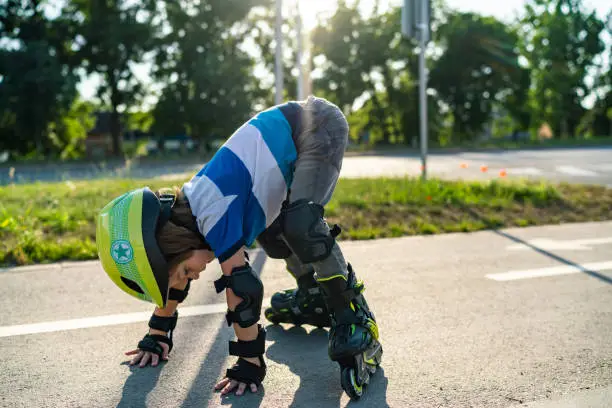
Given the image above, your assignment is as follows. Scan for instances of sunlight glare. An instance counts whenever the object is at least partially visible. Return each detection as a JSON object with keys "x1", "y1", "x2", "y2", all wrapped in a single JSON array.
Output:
[{"x1": 296, "y1": 0, "x2": 339, "y2": 30}]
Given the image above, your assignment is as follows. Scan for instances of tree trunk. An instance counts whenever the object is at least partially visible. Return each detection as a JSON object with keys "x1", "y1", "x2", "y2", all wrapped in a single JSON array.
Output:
[
  {"x1": 370, "y1": 93, "x2": 389, "y2": 144},
  {"x1": 109, "y1": 84, "x2": 122, "y2": 157},
  {"x1": 110, "y1": 107, "x2": 122, "y2": 156}
]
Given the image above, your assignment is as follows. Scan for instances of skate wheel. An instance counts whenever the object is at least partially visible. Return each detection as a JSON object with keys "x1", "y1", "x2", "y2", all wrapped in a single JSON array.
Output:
[
  {"x1": 264, "y1": 309, "x2": 282, "y2": 325},
  {"x1": 341, "y1": 367, "x2": 363, "y2": 401}
]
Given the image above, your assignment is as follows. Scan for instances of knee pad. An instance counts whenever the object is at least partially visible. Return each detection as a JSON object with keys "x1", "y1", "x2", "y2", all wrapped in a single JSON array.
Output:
[
  {"x1": 281, "y1": 199, "x2": 341, "y2": 264},
  {"x1": 256, "y1": 216, "x2": 292, "y2": 259},
  {"x1": 214, "y1": 264, "x2": 264, "y2": 328}
]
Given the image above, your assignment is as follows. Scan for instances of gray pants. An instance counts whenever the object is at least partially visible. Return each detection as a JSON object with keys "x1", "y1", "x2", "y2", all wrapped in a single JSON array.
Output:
[{"x1": 283, "y1": 96, "x2": 349, "y2": 281}]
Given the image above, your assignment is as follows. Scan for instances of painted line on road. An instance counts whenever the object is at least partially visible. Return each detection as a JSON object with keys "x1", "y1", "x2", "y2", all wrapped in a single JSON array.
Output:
[
  {"x1": 555, "y1": 165, "x2": 598, "y2": 177},
  {"x1": 594, "y1": 164, "x2": 612, "y2": 172},
  {"x1": 486, "y1": 261, "x2": 612, "y2": 281},
  {"x1": 0, "y1": 298, "x2": 270, "y2": 338},
  {"x1": 506, "y1": 167, "x2": 543, "y2": 175}
]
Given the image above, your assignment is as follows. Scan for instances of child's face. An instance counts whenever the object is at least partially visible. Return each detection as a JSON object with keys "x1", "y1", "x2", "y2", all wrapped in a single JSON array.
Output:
[{"x1": 168, "y1": 249, "x2": 215, "y2": 288}]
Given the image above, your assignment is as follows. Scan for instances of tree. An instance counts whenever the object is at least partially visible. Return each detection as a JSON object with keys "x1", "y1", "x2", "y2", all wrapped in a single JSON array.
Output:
[
  {"x1": 311, "y1": 1, "x2": 450, "y2": 146},
  {"x1": 66, "y1": 0, "x2": 158, "y2": 156},
  {"x1": 519, "y1": 0, "x2": 605, "y2": 138},
  {"x1": 150, "y1": 0, "x2": 269, "y2": 148},
  {"x1": 590, "y1": 11, "x2": 611, "y2": 137},
  {"x1": 430, "y1": 12, "x2": 526, "y2": 141},
  {"x1": 48, "y1": 99, "x2": 96, "y2": 159},
  {"x1": 311, "y1": 1, "x2": 370, "y2": 113},
  {"x1": 0, "y1": 0, "x2": 80, "y2": 158}
]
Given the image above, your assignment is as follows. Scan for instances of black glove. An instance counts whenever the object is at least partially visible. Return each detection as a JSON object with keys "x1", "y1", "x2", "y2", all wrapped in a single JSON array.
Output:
[
  {"x1": 224, "y1": 325, "x2": 267, "y2": 386},
  {"x1": 137, "y1": 311, "x2": 178, "y2": 357}
]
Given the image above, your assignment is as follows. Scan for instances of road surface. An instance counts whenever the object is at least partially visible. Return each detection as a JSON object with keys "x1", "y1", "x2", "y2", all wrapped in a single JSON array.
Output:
[
  {"x1": 2, "y1": 146, "x2": 612, "y2": 186},
  {"x1": 1, "y1": 221, "x2": 611, "y2": 407},
  {"x1": 339, "y1": 147, "x2": 612, "y2": 186}
]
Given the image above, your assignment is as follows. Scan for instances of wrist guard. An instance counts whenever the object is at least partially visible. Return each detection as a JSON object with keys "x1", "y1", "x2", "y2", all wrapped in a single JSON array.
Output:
[
  {"x1": 139, "y1": 311, "x2": 178, "y2": 355},
  {"x1": 224, "y1": 325, "x2": 267, "y2": 386}
]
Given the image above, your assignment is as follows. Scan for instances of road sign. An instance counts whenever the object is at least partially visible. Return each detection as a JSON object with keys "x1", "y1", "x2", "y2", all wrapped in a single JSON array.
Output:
[
  {"x1": 401, "y1": 0, "x2": 431, "y2": 179},
  {"x1": 401, "y1": 0, "x2": 431, "y2": 43}
]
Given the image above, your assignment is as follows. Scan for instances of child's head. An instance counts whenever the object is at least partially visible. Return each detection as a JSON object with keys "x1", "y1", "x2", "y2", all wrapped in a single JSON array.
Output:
[
  {"x1": 96, "y1": 186, "x2": 214, "y2": 308},
  {"x1": 154, "y1": 186, "x2": 215, "y2": 287},
  {"x1": 154, "y1": 186, "x2": 215, "y2": 286}
]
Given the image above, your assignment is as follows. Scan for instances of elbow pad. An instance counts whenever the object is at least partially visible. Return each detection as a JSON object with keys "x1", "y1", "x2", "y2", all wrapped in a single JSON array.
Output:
[{"x1": 214, "y1": 264, "x2": 264, "y2": 328}]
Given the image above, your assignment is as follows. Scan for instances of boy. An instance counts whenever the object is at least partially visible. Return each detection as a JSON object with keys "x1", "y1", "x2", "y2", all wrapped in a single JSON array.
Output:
[{"x1": 96, "y1": 96, "x2": 382, "y2": 400}]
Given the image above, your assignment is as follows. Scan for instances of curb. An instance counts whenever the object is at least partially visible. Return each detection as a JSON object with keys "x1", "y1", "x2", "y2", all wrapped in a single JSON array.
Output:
[{"x1": 0, "y1": 259, "x2": 101, "y2": 274}]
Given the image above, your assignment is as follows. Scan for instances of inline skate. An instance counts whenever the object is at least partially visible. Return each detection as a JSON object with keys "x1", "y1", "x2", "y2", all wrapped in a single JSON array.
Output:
[
  {"x1": 316, "y1": 264, "x2": 383, "y2": 400},
  {"x1": 264, "y1": 272, "x2": 332, "y2": 328}
]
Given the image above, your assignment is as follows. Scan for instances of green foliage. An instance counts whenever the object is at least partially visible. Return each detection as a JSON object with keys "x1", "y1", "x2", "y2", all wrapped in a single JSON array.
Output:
[
  {"x1": 246, "y1": 3, "x2": 300, "y2": 104},
  {"x1": 430, "y1": 12, "x2": 527, "y2": 141},
  {"x1": 519, "y1": 0, "x2": 605, "y2": 138},
  {"x1": 1, "y1": 0, "x2": 609, "y2": 159},
  {"x1": 48, "y1": 100, "x2": 96, "y2": 159},
  {"x1": 0, "y1": 0, "x2": 80, "y2": 159},
  {"x1": 150, "y1": 0, "x2": 269, "y2": 146},
  {"x1": 127, "y1": 110, "x2": 154, "y2": 133},
  {"x1": 311, "y1": 3, "x2": 445, "y2": 146},
  {"x1": 65, "y1": 0, "x2": 159, "y2": 156}
]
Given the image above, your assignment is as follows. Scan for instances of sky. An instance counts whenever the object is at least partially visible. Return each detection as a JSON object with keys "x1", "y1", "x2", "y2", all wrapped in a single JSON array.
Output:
[{"x1": 77, "y1": 0, "x2": 611, "y2": 105}]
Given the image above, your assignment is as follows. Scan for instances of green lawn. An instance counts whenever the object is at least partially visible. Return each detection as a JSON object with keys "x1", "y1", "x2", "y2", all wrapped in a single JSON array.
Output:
[{"x1": 2, "y1": 176, "x2": 611, "y2": 266}]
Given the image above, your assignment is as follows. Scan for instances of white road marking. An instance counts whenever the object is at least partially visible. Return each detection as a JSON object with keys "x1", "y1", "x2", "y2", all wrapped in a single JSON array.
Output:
[
  {"x1": 593, "y1": 164, "x2": 612, "y2": 172},
  {"x1": 485, "y1": 261, "x2": 612, "y2": 281},
  {"x1": 507, "y1": 237, "x2": 612, "y2": 251},
  {"x1": 0, "y1": 298, "x2": 270, "y2": 338},
  {"x1": 506, "y1": 167, "x2": 543, "y2": 175},
  {"x1": 555, "y1": 165, "x2": 598, "y2": 177}
]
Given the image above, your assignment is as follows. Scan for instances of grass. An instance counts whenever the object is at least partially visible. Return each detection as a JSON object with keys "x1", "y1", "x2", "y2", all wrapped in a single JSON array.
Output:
[{"x1": 1, "y1": 176, "x2": 612, "y2": 267}]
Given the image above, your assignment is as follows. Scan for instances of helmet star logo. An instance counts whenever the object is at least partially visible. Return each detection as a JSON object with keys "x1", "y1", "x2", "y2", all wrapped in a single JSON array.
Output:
[{"x1": 111, "y1": 240, "x2": 133, "y2": 264}]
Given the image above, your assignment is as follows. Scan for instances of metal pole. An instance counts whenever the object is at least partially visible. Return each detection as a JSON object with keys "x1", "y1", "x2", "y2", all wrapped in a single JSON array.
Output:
[
  {"x1": 275, "y1": 0, "x2": 284, "y2": 105},
  {"x1": 296, "y1": 3, "x2": 304, "y2": 100},
  {"x1": 418, "y1": 18, "x2": 428, "y2": 180}
]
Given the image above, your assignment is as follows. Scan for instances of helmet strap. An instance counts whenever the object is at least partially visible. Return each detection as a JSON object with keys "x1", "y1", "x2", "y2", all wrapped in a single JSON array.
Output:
[{"x1": 158, "y1": 193, "x2": 176, "y2": 228}]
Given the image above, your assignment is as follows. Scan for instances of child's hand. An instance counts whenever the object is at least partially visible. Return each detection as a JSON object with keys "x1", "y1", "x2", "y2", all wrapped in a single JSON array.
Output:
[
  {"x1": 214, "y1": 355, "x2": 264, "y2": 396},
  {"x1": 214, "y1": 376, "x2": 258, "y2": 396},
  {"x1": 125, "y1": 330, "x2": 171, "y2": 368}
]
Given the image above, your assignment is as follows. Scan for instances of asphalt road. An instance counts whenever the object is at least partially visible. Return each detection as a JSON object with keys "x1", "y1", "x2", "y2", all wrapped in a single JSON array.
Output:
[
  {"x1": 1, "y1": 221, "x2": 611, "y2": 407},
  {"x1": 2, "y1": 146, "x2": 612, "y2": 186},
  {"x1": 338, "y1": 146, "x2": 612, "y2": 186}
]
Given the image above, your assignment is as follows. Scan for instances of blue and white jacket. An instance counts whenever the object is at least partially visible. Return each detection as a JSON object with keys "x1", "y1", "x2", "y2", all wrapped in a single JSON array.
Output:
[{"x1": 182, "y1": 102, "x2": 303, "y2": 262}]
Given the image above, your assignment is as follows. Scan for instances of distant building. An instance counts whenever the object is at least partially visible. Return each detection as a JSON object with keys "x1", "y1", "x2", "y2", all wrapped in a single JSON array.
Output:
[
  {"x1": 85, "y1": 112, "x2": 122, "y2": 158},
  {"x1": 84, "y1": 111, "x2": 201, "y2": 158}
]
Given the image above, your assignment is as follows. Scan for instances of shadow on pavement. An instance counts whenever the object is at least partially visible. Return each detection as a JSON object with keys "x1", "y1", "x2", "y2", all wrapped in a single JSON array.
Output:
[
  {"x1": 463, "y1": 205, "x2": 612, "y2": 285},
  {"x1": 265, "y1": 324, "x2": 389, "y2": 408},
  {"x1": 117, "y1": 363, "x2": 164, "y2": 408},
  {"x1": 180, "y1": 249, "x2": 269, "y2": 408},
  {"x1": 491, "y1": 228, "x2": 612, "y2": 285}
]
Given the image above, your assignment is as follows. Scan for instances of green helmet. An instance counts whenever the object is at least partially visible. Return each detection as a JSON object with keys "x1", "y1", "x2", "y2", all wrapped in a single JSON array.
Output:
[{"x1": 96, "y1": 187, "x2": 175, "y2": 308}]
